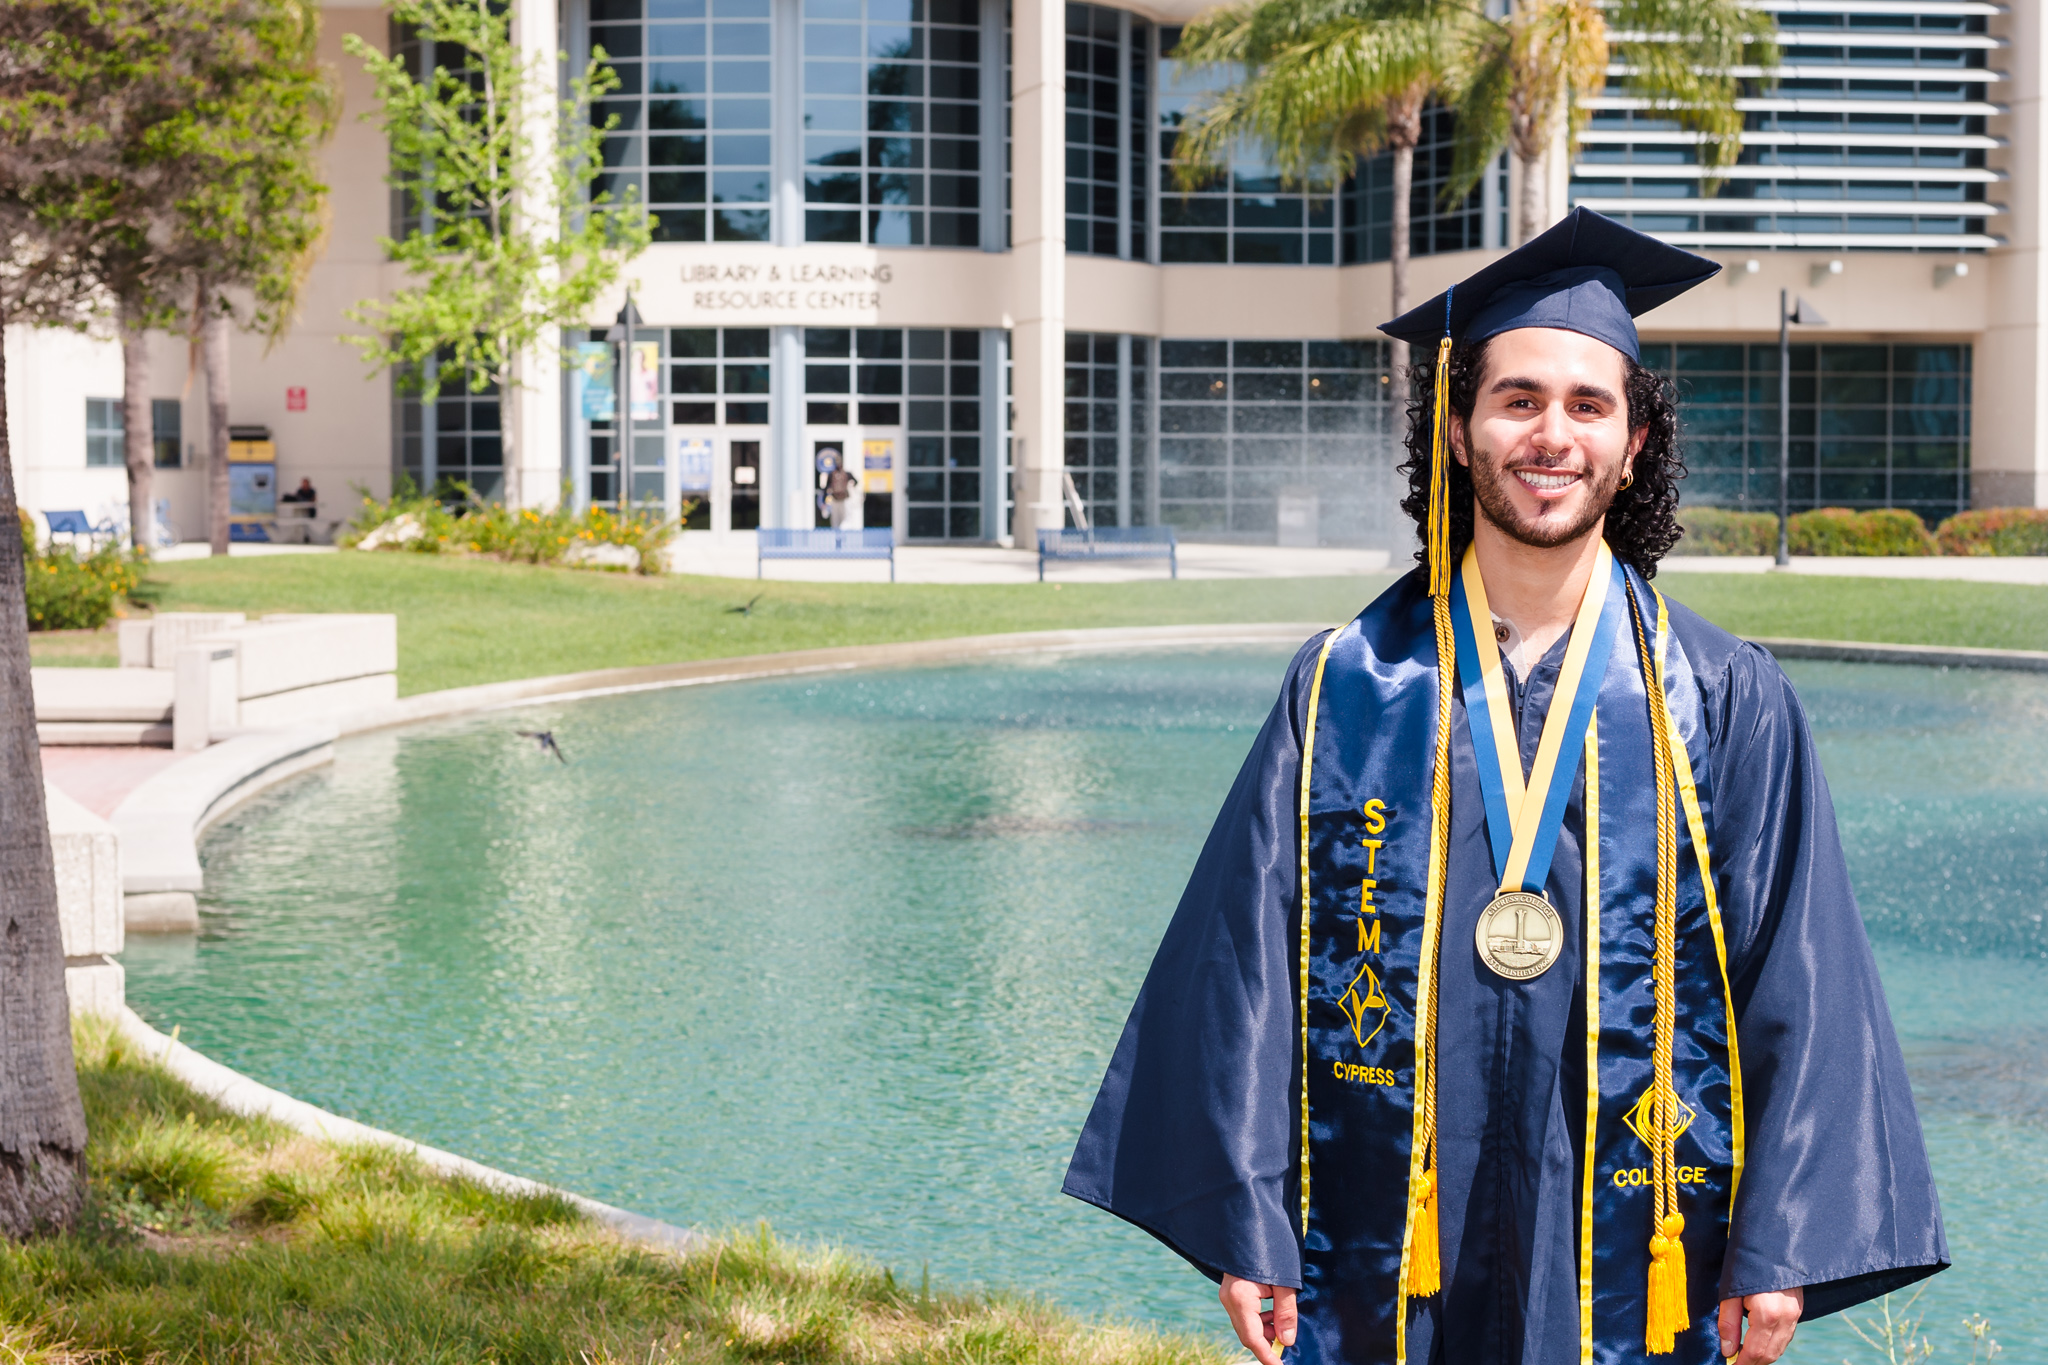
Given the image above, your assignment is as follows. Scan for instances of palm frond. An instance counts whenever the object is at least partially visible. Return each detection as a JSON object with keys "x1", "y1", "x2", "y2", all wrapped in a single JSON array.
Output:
[
  {"x1": 1169, "y1": 0, "x2": 1472, "y2": 194},
  {"x1": 1608, "y1": 0, "x2": 1778, "y2": 195}
]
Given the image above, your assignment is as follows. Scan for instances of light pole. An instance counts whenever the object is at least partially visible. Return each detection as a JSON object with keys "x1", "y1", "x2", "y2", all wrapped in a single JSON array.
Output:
[
  {"x1": 605, "y1": 293, "x2": 644, "y2": 511},
  {"x1": 1776, "y1": 289, "x2": 1827, "y2": 567}
]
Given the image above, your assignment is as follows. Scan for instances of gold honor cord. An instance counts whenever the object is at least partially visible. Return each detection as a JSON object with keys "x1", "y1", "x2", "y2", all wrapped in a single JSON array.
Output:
[
  {"x1": 1298, "y1": 629, "x2": 1339, "y2": 1238},
  {"x1": 1578, "y1": 714, "x2": 1602, "y2": 1365},
  {"x1": 1651, "y1": 590, "x2": 1746, "y2": 1206},
  {"x1": 1629, "y1": 591, "x2": 1688, "y2": 1354},
  {"x1": 1456, "y1": 542, "x2": 1616, "y2": 894},
  {"x1": 1404, "y1": 332, "x2": 1458, "y2": 1318}
]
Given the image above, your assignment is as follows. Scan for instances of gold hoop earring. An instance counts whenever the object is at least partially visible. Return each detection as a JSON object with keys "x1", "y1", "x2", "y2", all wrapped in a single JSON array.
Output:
[{"x1": 1618, "y1": 470, "x2": 1635, "y2": 491}]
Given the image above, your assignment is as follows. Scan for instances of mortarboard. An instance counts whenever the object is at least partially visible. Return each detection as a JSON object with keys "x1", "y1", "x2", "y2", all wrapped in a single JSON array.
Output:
[
  {"x1": 1383, "y1": 208, "x2": 1720, "y2": 600},
  {"x1": 1380, "y1": 206, "x2": 1720, "y2": 361}
]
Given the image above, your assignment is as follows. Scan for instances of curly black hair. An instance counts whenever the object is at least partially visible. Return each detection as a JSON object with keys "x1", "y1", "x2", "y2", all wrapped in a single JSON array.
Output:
[{"x1": 1395, "y1": 337, "x2": 1684, "y2": 579}]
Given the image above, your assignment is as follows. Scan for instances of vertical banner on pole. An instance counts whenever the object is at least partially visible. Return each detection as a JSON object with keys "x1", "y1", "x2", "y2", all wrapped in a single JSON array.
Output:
[
  {"x1": 631, "y1": 341, "x2": 662, "y2": 422},
  {"x1": 574, "y1": 343, "x2": 615, "y2": 422}
]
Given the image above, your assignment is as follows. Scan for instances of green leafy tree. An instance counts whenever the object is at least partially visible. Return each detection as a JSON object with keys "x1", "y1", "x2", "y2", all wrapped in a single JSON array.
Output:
[
  {"x1": 56, "y1": 0, "x2": 334, "y2": 552},
  {"x1": 173, "y1": 0, "x2": 335, "y2": 554},
  {"x1": 345, "y1": 0, "x2": 651, "y2": 508},
  {"x1": 0, "y1": 0, "x2": 144, "y2": 1237},
  {"x1": 1169, "y1": 0, "x2": 1478, "y2": 402},
  {"x1": 1451, "y1": 0, "x2": 1776, "y2": 244}
]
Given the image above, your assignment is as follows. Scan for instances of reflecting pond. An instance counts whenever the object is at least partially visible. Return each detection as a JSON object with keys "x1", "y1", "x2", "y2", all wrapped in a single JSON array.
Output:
[{"x1": 125, "y1": 647, "x2": 2048, "y2": 1359}]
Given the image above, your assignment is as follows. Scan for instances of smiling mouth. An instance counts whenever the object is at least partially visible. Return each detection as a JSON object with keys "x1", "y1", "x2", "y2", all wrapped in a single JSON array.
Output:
[{"x1": 1514, "y1": 469, "x2": 1582, "y2": 494}]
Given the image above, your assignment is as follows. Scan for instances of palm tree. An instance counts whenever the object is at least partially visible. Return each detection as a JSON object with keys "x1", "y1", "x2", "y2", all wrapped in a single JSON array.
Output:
[
  {"x1": 1451, "y1": 0, "x2": 1777, "y2": 244},
  {"x1": 1169, "y1": 0, "x2": 1480, "y2": 401}
]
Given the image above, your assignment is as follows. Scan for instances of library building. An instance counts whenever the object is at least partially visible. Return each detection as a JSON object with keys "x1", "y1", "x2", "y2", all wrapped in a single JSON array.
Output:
[{"x1": 11, "y1": 0, "x2": 2042, "y2": 552}]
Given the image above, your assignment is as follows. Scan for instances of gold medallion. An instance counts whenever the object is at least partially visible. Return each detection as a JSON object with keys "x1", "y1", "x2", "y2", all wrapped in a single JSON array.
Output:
[{"x1": 1475, "y1": 891, "x2": 1564, "y2": 981}]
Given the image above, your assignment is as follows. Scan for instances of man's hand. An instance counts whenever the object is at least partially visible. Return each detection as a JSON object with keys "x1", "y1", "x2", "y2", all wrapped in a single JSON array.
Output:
[
  {"x1": 1718, "y1": 1288, "x2": 1803, "y2": 1364},
  {"x1": 1220, "y1": 1274, "x2": 1297, "y2": 1365}
]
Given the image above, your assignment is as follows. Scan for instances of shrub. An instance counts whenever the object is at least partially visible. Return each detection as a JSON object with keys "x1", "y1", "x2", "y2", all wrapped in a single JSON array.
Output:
[
  {"x1": 1934, "y1": 507, "x2": 2048, "y2": 557},
  {"x1": 1675, "y1": 506, "x2": 1777, "y2": 556},
  {"x1": 1788, "y1": 507, "x2": 1935, "y2": 557},
  {"x1": 18, "y1": 511, "x2": 144, "y2": 630},
  {"x1": 342, "y1": 480, "x2": 683, "y2": 575}
]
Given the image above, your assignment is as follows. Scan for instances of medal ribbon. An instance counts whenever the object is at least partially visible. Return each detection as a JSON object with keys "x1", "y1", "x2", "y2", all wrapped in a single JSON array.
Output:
[{"x1": 1449, "y1": 541, "x2": 1624, "y2": 895}]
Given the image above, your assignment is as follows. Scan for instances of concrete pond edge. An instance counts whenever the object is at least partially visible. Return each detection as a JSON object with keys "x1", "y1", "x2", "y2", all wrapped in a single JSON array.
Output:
[
  {"x1": 106, "y1": 1007, "x2": 702, "y2": 1252},
  {"x1": 95, "y1": 619, "x2": 2048, "y2": 1259}
]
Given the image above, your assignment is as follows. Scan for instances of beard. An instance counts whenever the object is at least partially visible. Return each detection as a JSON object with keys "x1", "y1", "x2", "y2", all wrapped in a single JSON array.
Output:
[{"x1": 1465, "y1": 440, "x2": 1626, "y2": 550}]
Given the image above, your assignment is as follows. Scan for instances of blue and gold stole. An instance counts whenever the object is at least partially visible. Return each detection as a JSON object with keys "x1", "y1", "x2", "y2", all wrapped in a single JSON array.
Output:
[{"x1": 1293, "y1": 563, "x2": 1742, "y2": 1365}]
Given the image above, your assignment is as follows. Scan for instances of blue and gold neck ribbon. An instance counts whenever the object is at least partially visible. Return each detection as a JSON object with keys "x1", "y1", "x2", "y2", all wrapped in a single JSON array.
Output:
[{"x1": 1448, "y1": 542, "x2": 1625, "y2": 895}]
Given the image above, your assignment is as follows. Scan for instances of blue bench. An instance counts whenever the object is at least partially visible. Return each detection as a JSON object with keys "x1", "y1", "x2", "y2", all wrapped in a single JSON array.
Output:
[
  {"x1": 43, "y1": 509, "x2": 120, "y2": 546},
  {"x1": 1037, "y1": 526, "x2": 1178, "y2": 581},
  {"x1": 758, "y1": 527, "x2": 896, "y2": 581}
]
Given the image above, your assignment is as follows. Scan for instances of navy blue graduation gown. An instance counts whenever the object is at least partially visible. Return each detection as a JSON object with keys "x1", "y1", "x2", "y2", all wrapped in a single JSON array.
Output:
[{"x1": 1063, "y1": 577, "x2": 1946, "y2": 1365}]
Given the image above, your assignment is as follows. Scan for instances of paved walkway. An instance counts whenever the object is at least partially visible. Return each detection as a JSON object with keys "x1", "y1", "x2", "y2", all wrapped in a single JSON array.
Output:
[
  {"x1": 1661, "y1": 555, "x2": 2048, "y2": 585},
  {"x1": 668, "y1": 536, "x2": 1392, "y2": 583},
  {"x1": 42, "y1": 746, "x2": 184, "y2": 818},
  {"x1": 155, "y1": 543, "x2": 337, "y2": 560}
]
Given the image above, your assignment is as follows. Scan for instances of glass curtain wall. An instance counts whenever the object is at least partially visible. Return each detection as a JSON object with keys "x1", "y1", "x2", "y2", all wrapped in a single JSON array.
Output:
[
  {"x1": 1065, "y1": 4, "x2": 1149, "y2": 259},
  {"x1": 395, "y1": 361, "x2": 504, "y2": 501},
  {"x1": 670, "y1": 328, "x2": 774, "y2": 425},
  {"x1": 1150, "y1": 38, "x2": 1491, "y2": 264},
  {"x1": 589, "y1": 0, "x2": 774, "y2": 243},
  {"x1": 1063, "y1": 333, "x2": 1151, "y2": 528},
  {"x1": 1576, "y1": 8, "x2": 1999, "y2": 248},
  {"x1": 802, "y1": 0, "x2": 986, "y2": 246},
  {"x1": 1156, "y1": 339, "x2": 1396, "y2": 543},
  {"x1": 1648, "y1": 341, "x2": 1971, "y2": 524},
  {"x1": 1156, "y1": 28, "x2": 1333, "y2": 264},
  {"x1": 1343, "y1": 105, "x2": 1503, "y2": 263},
  {"x1": 803, "y1": 328, "x2": 986, "y2": 537}
]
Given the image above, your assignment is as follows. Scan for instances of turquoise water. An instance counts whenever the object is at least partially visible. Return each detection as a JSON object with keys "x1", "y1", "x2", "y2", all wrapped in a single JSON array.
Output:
[{"x1": 124, "y1": 647, "x2": 2046, "y2": 1359}]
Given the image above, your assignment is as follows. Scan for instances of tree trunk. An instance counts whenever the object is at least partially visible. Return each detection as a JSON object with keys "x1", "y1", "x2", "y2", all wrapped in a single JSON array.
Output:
[
  {"x1": 201, "y1": 292, "x2": 231, "y2": 556},
  {"x1": 1386, "y1": 91, "x2": 1423, "y2": 412},
  {"x1": 0, "y1": 301, "x2": 92, "y2": 1239},
  {"x1": 1517, "y1": 149, "x2": 1546, "y2": 246},
  {"x1": 121, "y1": 306, "x2": 153, "y2": 553}
]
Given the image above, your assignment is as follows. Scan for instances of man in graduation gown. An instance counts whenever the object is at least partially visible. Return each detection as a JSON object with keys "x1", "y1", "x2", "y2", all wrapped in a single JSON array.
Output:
[{"x1": 1062, "y1": 209, "x2": 1946, "y2": 1365}]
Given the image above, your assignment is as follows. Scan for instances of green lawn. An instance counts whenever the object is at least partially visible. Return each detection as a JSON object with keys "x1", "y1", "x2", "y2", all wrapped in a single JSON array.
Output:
[
  {"x1": 0, "y1": 1019, "x2": 1228, "y2": 1365},
  {"x1": 27, "y1": 551, "x2": 2048, "y2": 695}
]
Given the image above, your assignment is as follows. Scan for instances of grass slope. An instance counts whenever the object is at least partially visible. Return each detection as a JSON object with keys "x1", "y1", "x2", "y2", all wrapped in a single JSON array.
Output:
[
  {"x1": 0, "y1": 1020, "x2": 1231, "y2": 1365},
  {"x1": 27, "y1": 553, "x2": 2048, "y2": 693},
  {"x1": 47, "y1": 554, "x2": 1388, "y2": 693}
]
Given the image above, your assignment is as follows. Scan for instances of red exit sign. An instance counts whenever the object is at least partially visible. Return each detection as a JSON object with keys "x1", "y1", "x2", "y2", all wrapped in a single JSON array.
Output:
[{"x1": 286, "y1": 386, "x2": 307, "y2": 412}]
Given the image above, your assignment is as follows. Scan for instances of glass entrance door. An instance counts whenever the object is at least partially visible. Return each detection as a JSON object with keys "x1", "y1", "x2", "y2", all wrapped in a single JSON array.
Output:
[{"x1": 729, "y1": 440, "x2": 761, "y2": 530}]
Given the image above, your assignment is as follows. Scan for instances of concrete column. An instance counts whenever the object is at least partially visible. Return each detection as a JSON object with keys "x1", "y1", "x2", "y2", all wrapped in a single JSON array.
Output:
[
  {"x1": 978, "y1": 0, "x2": 1008, "y2": 253},
  {"x1": 773, "y1": 0, "x2": 803, "y2": 248},
  {"x1": 1115, "y1": 331, "x2": 1132, "y2": 527},
  {"x1": 769, "y1": 325, "x2": 807, "y2": 528},
  {"x1": 1980, "y1": 4, "x2": 2045, "y2": 508},
  {"x1": 1008, "y1": 0, "x2": 1066, "y2": 552},
  {"x1": 980, "y1": 328, "x2": 1010, "y2": 542},
  {"x1": 511, "y1": 0, "x2": 566, "y2": 509}
]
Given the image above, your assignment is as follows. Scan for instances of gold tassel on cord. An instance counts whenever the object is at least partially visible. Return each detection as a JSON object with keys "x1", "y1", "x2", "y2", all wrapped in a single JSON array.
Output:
[
  {"x1": 1405, "y1": 1170, "x2": 1440, "y2": 1296},
  {"x1": 1404, "y1": 584, "x2": 1450, "y2": 1298},
  {"x1": 1403, "y1": 302, "x2": 1462, "y2": 1301},
  {"x1": 1425, "y1": 335, "x2": 1454, "y2": 599},
  {"x1": 1406, "y1": 315, "x2": 1456, "y2": 1300},
  {"x1": 1633, "y1": 593, "x2": 1689, "y2": 1355}
]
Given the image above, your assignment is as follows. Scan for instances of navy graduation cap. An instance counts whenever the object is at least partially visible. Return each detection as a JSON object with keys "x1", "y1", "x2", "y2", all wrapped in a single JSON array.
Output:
[
  {"x1": 1384, "y1": 208, "x2": 1720, "y2": 598},
  {"x1": 1380, "y1": 206, "x2": 1721, "y2": 362}
]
